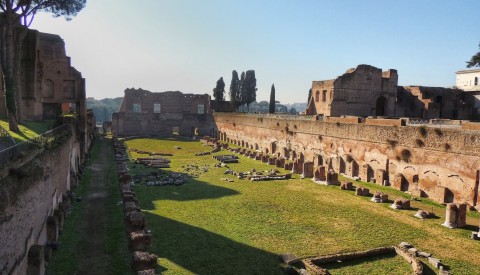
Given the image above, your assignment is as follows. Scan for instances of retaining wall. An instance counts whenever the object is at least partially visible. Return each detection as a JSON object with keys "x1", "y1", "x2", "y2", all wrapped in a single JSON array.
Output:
[{"x1": 213, "y1": 113, "x2": 480, "y2": 205}]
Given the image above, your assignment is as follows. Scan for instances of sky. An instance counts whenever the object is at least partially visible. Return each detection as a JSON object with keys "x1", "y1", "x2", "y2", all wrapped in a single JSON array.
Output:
[{"x1": 30, "y1": 0, "x2": 479, "y2": 103}]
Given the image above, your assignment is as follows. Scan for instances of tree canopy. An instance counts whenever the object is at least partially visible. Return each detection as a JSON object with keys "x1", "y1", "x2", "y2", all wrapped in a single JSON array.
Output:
[
  {"x1": 467, "y1": 43, "x2": 480, "y2": 68},
  {"x1": 0, "y1": 0, "x2": 86, "y2": 131},
  {"x1": 212, "y1": 77, "x2": 225, "y2": 103}
]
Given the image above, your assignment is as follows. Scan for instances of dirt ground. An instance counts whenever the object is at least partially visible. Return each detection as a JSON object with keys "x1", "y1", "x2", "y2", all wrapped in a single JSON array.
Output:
[{"x1": 75, "y1": 140, "x2": 109, "y2": 275}]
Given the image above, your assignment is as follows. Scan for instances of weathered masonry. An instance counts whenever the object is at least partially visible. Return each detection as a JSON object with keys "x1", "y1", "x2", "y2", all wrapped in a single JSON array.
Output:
[
  {"x1": 112, "y1": 88, "x2": 214, "y2": 136},
  {"x1": 306, "y1": 64, "x2": 475, "y2": 120},
  {"x1": 213, "y1": 113, "x2": 480, "y2": 206},
  {"x1": 0, "y1": 122, "x2": 91, "y2": 275}
]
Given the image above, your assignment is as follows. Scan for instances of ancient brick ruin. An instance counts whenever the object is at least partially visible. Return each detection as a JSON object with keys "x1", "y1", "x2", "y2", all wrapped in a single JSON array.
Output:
[
  {"x1": 213, "y1": 113, "x2": 480, "y2": 206},
  {"x1": 112, "y1": 88, "x2": 213, "y2": 137},
  {"x1": 0, "y1": 28, "x2": 93, "y2": 275},
  {"x1": 306, "y1": 64, "x2": 475, "y2": 120}
]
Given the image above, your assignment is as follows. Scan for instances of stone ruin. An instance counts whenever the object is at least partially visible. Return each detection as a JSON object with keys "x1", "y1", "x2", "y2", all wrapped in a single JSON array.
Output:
[
  {"x1": 340, "y1": 181, "x2": 353, "y2": 190},
  {"x1": 355, "y1": 186, "x2": 370, "y2": 196},
  {"x1": 213, "y1": 155, "x2": 239, "y2": 163},
  {"x1": 113, "y1": 139, "x2": 158, "y2": 274},
  {"x1": 134, "y1": 157, "x2": 171, "y2": 168},
  {"x1": 391, "y1": 198, "x2": 411, "y2": 210},
  {"x1": 414, "y1": 209, "x2": 435, "y2": 219},
  {"x1": 370, "y1": 191, "x2": 389, "y2": 203},
  {"x1": 442, "y1": 203, "x2": 467, "y2": 229},
  {"x1": 471, "y1": 219, "x2": 480, "y2": 240}
]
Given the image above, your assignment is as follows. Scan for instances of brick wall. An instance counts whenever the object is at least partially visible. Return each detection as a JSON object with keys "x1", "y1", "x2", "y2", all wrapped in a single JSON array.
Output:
[
  {"x1": 0, "y1": 126, "x2": 82, "y2": 275},
  {"x1": 213, "y1": 113, "x2": 480, "y2": 205}
]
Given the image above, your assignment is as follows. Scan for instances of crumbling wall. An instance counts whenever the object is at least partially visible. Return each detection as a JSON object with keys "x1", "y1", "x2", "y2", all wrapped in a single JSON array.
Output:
[
  {"x1": 213, "y1": 113, "x2": 480, "y2": 205},
  {"x1": 0, "y1": 128, "x2": 82, "y2": 275},
  {"x1": 112, "y1": 88, "x2": 215, "y2": 137}
]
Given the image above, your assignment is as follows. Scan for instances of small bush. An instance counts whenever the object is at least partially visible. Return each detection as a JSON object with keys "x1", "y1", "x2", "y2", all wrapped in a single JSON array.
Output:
[
  {"x1": 434, "y1": 128, "x2": 443, "y2": 137},
  {"x1": 400, "y1": 149, "x2": 411, "y2": 163},
  {"x1": 387, "y1": 139, "x2": 398, "y2": 148},
  {"x1": 415, "y1": 139, "x2": 425, "y2": 147},
  {"x1": 418, "y1": 126, "x2": 427, "y2": 137},
  {"x1": 444, "y1": 143, "x2": 451, "y2": 151}
]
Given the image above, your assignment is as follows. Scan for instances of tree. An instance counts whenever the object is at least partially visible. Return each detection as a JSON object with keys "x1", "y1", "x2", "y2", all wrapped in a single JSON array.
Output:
[
  {"x1": 244, "y1": 70, "x2": 256, "y2": 111},
  {"x1": 307, "y1": 88, "x2": 312, "y2": 103},
  {"x1": 269, "y1": 84, "x2": 275, "y2": 114},
  {"x1": 239, "y1": 71, "x2": 246, "y2": 111},
  {"x1": 467, "y1": 43, "x2": 480, "y2": 68},
  {"x1": 289, "y1": 107, "x2": 297, "y2": 114},
  {"x1": 0, "y1": 0, "x2": 86, "y2": 131},
  {"x1": 212, "y1": 77, "x2": 225, "y2": 103},
  {"x1": 229, "y1": 70, "x2": 239, "y2": 111}
]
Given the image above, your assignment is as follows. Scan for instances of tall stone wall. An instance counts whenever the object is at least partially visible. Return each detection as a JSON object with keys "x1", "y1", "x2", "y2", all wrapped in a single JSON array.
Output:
[
  {"x1": 0, "y1": 125, "x2": 82, "y2": 275},
  {"x1": 213, "y1": 113, "x2": 480, "y2": 206}
]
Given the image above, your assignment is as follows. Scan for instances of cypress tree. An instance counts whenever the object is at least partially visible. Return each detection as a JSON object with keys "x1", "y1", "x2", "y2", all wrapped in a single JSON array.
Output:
[
  {"x1": 229, "y1": 71, "x2": 239, "y2": 111},
  {"x1": 269, "y1": 84, "x2": 275, "y2": 114}
]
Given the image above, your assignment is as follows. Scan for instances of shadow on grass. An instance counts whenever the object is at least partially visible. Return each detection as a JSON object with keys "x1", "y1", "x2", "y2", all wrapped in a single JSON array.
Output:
[
  {"x1": 135, "y1": 175, "x2": 240, "y2": 210},
  {"x1": 144, "y1": 212, "x2": 285, "y2": 275}
]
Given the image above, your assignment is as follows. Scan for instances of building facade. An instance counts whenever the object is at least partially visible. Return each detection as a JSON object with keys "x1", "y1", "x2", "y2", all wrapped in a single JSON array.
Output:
[
  {"x1": 307, "y1": 64, "x2": 475, "y2": 120},
  {"x1": 0, "y1": 29, "x2": 86, "y2": 123},
  {"x1": 456, "y1": 69, "x2": 480, "y2": 119},
  {"x1": 112, "y1": 88, "x2": 213, "y2": 136},
  {"x1": 306, "y1": 65, "x2": 398, "y2": 117}
]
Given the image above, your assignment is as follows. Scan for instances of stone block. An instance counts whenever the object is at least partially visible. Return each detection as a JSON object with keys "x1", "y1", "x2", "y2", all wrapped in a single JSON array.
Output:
[
  {"x1": 132, "y1": 251, "x2": 157, "y2": 272},
  {"x1": 326, "y1": 170, "x2": 338, "y2": 185},
  {"x1": 279, "y1": 253, "x2": 300, "y2": 265},
  {"x1": 456, "y1": 203, "x2": 467, "y2": 228},
  {"x1": 129, "y1": 231, "x2": 152, "y2": 251},
  {"x1": 302, "y1": 162, "x2": 314, "y2": 178},
  {"x1": 126, "y1": 211, "x2": 146, "y2": 233},
  {"x1": 442, "y1": 203, "x2": 458, "y2": 228},
  {"x1": 27, "y1": 245, "x2": 45, "y2": 275},
  {"x1": 340, "y1": 181, "x2": 353, "y2": 190},
  {"x1": 391, "y1": 198, "x2": 410, "y2": 210},
  {"x1": 314, "y1": 166, "x2": 326, "y2": 181}
]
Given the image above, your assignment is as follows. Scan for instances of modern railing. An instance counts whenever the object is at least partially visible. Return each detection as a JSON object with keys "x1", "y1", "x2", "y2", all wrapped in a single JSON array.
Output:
[
  {"x1": 234, "y1": 112, "x2": 316, "y2": 121},
  {"x1": 0, "y1": 124, "x2": 70, "y2": 169},
  {"x1": 0, "y1": 125, "x2": 15, "y2": 147}
]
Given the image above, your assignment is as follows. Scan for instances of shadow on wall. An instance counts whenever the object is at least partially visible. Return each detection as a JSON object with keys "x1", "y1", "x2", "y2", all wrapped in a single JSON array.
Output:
[{"x1": 143, "y1": 212, "x2": 284, "y2": 275}]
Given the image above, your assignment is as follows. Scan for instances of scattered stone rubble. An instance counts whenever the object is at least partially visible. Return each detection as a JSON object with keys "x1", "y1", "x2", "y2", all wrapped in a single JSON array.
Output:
[
  {"x1": 113, "y1": 138, "x2": 158, "y2": 274},
  {"x1": 134, "y1": 157, "x2": 171, "y2": 168},
  {"x1": 213, "y1": 154, "x2": 239, "y2": 163},
  {"x1": 129, "y1": 148, "x2": 172, "y2": 156},
  {"x1": 301, "y1": 242, "x2": 451, "y2": 275}
]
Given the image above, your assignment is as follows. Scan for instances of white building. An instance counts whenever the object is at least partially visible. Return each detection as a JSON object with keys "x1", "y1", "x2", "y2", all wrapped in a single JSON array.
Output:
[
  {"x1": 456, "y1": 69, "x2": 480, "y2": 117},
  {"x1": 456, "y1": 69, "x2": 480, "y2": 91}
]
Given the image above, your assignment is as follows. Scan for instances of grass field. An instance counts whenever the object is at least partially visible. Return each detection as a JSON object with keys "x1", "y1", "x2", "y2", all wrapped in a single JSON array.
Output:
[
  {"x1": 126, "y1": 138, "x2": 480, "y2": 275},
  {"x1": 0, "y1": 118, "x2": 54, "y2": 142}
]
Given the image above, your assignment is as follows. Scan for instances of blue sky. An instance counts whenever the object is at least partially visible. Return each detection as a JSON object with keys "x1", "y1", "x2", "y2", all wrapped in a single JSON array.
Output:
[{"x1": 31, "y1": 0, "x2": 479, "y2": 103}]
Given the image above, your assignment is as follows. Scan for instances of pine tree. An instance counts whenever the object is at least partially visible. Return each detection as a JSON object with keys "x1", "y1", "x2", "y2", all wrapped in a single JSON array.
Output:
[
  {"x1": 213, "y1": 77, "x2": 225, "y2": 103},
  {"x1": 269, "y1": 84, "x2": 275, "y2": 114},
  {"x1": 307, "y1": 88, "x2": 312, "y2": 104},
  {"x1": 467, "y1": 43, "x2": 480, "y2": 68}
]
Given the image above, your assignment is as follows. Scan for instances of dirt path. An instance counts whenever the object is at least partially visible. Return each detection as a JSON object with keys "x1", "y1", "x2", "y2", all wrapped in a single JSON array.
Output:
[{"x1": 75, "y1": 140, "x2": 109, "y2": 275}]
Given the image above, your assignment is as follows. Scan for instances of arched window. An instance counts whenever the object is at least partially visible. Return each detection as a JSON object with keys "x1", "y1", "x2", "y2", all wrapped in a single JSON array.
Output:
[
  {"x1": 322, "y1": 90, "x2": 327, "y2": 102},
  {"x1": 315, "y1": 91, "x2": 320, "y2": 102}
]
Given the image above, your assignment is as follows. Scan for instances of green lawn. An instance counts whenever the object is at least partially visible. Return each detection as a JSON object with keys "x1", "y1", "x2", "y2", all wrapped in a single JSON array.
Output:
[
  {"x1": 0, "y1": 118, "x2": 54, "y2": 142},
  {"x1": 126, "y1": 138, "x2": 480, "y2": 275}
]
